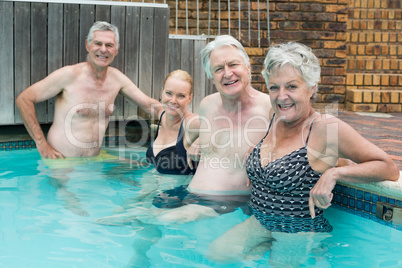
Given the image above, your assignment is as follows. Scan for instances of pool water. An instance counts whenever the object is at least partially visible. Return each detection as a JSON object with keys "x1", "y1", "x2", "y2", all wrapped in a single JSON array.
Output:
[{"x1": 0, "y1": 148, "x2": 401, "y2": 267}]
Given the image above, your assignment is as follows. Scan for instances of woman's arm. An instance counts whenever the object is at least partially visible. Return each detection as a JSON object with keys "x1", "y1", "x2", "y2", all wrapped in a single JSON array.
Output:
[{"x1": 309, "y1": 116, "x2": 399, "y2": 218}]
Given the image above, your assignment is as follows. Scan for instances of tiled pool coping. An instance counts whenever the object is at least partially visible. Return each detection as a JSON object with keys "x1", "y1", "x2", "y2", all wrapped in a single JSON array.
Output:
[
  {"x1": 0, "y1": 136, "x2": 125, "y2": 150},
  {"x1": 333, "y1": 183, "x2": 402, "y2": 231},
  {"x1": 1, "y1": 137, "x2": 401, "y2": 231}
]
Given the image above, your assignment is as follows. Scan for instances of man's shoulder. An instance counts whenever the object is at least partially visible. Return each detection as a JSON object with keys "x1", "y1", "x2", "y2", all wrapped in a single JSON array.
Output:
[
  {"x1": 198, "y1": 93, "x2": 221, "y2": 117},
  {"x1": 203, "y1": 92, "x2": 220, "y2": 101},
  {"x1": 45, "y1": 63, "x2": 84, "y2": 83},
  {"x1": 253, "y1": 89, "x2": 270, "y2": 101},
  {"x1": 200, "y1": 93, "x2": 220, "y2": 107}
]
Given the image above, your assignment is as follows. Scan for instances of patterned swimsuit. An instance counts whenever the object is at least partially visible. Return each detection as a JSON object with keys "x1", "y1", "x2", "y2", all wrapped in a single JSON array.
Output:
[{"x1": 246, "y1": 114, "x2": 333, "y2": 233}]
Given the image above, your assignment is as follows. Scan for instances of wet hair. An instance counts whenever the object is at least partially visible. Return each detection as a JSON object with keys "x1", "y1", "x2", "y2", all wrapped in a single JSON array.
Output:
[
  {"x1": 163, "y1": 70, "x2": 194, "y2": 95},
  {"x1": 200, "y1": 35, "x2": 250, "y2": 79},
  {"x1": 86, "y1": 21, "x2": 120, "y2": 46},
  {"x1": 262, "y1": 42, "x2": 320, "y2": 98}
]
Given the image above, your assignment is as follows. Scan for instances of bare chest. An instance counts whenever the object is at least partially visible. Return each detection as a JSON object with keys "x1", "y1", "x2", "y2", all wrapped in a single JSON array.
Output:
[
  {"x1": 200, "y1": 112, "x2": 268, "y2": 156},
  {"x1": 57, "y1": 78, "x2": 121, "y2": 118}
]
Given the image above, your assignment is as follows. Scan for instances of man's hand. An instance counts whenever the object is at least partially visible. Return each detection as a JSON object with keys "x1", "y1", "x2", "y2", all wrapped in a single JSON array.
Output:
[{"x1": 37, "y1": 142, "x2": 65, "y2": 159}]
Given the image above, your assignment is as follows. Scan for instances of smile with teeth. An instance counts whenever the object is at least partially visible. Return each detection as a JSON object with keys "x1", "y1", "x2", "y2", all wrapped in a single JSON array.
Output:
[
  {"x1": 224, "y1": 80, "x2": 238, "y2": 86},
  {"x1": 167, "y1": 104, "x2": 178, "y2": 110},
  {"x1": 278, "y1": 103, "x2": 294, "y2": 109}
]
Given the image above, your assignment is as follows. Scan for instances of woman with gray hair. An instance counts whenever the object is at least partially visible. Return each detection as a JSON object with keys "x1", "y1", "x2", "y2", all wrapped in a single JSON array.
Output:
[{"x1": 206, "y1": 41, "x2": 399, "y2": 266}]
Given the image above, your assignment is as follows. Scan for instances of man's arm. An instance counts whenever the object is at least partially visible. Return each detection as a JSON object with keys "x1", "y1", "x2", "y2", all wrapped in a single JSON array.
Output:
[
  {"x1": 183, "y1": 113, "x2": 200, "y2": 169},
  {"x1": 119, "y1": 74, "x2": 162, "y2": 118},
  {"x1": 16, "y1": 67, "x2": 71, "y2": 158},
  {"x1": 184, "y1": 95, "x2": 215, "y2": 167}
]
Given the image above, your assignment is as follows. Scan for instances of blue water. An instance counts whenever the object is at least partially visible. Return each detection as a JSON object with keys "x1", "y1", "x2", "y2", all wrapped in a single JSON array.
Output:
[{"x1": 0, "y1": 147, "x2": 401, "y2": 267}]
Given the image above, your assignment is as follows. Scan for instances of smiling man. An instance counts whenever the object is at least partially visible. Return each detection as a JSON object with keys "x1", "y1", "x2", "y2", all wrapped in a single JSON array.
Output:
[
  {"x1": 146, "y1": 35, "x2": 273, "y2": 222},
  {"x1": 187, "y1": 35, "x2": 272, "y2": 195},
  {"x1": 16, "y1": 21, "x2": 161, "y2": 158}
]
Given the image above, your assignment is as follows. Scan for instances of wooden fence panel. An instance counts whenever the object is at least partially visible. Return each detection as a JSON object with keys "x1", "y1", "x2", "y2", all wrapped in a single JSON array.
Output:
[
  {"x1": 13, "y1": 2, "x2": 30, "y2": 124},
  {"x1": 31, "y1": 3, "x2": 48, "y2": 123},
  {"x1": 110, "y1": 5, "x2": 126, "y2": 118},
  {"x1": 193, "y1": 39, "x2": 207, "y2": 113},
  {"x1": 123, "y1": 6, "x2": 141, "y2": 120},
  {"x1": 152, "y1": 7, "x2": 169, "y2": 103},
  {"x1": 79, "y1": 4, "x2": 95, "y2": 62},
  {"x1": 168, "y1": 38, "x2": 181, "y2": 73},
  {"x1": 138, "y1": 7, "x2": 154, "y2": 119},
  {"x1": 64, "y1": 4, "x2": 79, "y2": 67},
  {"x1": 180, "y1": 39, "x2": 194, "y2": 77},
  {"x1": 95, "y1": 4, "x2": 110, "y2": 22},
  {"x1": 0, "y1": 1, "x2": 14, "y2": 124},
  {"x1": 47, "y1": 3, "x2": 63, "y2": 122}
]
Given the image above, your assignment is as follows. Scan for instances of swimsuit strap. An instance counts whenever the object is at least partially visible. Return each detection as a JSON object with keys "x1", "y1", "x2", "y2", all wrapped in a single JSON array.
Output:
[
  {"x1": 176, "y1": 116, "x2": 185, "y2": 146},
  {"x1": 153, "y1": 111, "x2": 165, "y2": 140},
  {"x1": 155, "y1": 111, "x2": 185, "y2": 146},
  {"x1": 305, "y1": 116, "x2": 318, "y2": 147},
  {"x1": 262, "y1": 113, "x2": 276, "y2": 140},
  {"x1": 177, "y1": 117, "x2": 184, "y2": 141}
]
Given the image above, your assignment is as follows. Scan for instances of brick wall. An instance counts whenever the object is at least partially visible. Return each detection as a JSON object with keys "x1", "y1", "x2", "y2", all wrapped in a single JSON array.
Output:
[
  {"x1": 111, "y1": 0, "x2": 401, "y2": 112},
  {"x1": 345, "y1": 0, "x2": 402, "y2": 112}
]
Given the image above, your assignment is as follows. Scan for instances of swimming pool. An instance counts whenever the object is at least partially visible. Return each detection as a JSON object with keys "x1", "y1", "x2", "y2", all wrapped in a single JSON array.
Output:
[{"x1": 1, "y1": 147, "x2": 401, "y2": 267}]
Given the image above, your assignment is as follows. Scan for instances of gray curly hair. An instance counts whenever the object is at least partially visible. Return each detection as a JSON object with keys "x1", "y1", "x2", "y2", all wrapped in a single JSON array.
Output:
[{"x1": 262, "y1": 42, "x2": 320, "y2": 99}]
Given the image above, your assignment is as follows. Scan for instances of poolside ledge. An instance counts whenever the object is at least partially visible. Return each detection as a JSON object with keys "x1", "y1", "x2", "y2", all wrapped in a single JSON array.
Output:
[{"x1": 337, "y1": 171, "x2": 402, "y2": 200}]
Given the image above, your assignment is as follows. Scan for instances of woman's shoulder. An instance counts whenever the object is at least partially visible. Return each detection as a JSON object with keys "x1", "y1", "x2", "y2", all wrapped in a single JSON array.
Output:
[
  {"x1": 311, "y1": 113, "x2": 343, "y2": 129},
  {"x1": 309, "y1": 113, "x2": 352, "y2": 144}
]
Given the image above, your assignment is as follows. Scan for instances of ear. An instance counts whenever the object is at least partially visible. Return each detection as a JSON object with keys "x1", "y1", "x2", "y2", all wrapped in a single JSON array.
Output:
[
  {"x1": 188, "y1": 94, "x2": 193, "y2": 103},
  {"x1": 85, "y1": 40, "x2": 90, "y2": 52},
  {"x1": 114, "y1": 44, "x2": 120, "y2": 56},
  {"x1": 310, "y1": 85, "x2": 317, "y2": 98},
  {"x1": 247, "y1": 64, "x2": 252, "y2": 80}
]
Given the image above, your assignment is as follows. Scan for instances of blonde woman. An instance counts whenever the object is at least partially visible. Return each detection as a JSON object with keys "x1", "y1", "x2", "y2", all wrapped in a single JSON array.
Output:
[{"x1": 146, "y1": 70, "x2": 199, "y2": 175}]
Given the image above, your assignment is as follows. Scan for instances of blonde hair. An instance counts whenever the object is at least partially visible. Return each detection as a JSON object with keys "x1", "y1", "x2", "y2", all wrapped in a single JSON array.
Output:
[{"x1": 163, "y1": 70, "x2": 194, "y2": 95}]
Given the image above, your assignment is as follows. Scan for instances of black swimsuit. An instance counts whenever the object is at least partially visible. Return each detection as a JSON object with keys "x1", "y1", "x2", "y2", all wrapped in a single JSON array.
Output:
[
  {"x1": 146, "y1": 111, "x2": 196, "y2": 175},
  {"x1": 246, "y1": 114, "x2": 333, "y2": 233}
]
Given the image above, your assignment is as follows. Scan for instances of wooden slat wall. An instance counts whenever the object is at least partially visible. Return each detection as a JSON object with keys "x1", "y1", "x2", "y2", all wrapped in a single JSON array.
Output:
[
  {"x1": 0, "y1": 0, "x2": 170, "y2": 125},
  {"x1": 168, "y1": 36, "x2": 210, "y2": 113},
  {"x1": 0, "y1": 2, "x2": 14, "y2": 124},
  {"x1": 47, "y1": 3, "x2": 63, "y2": 121},
  {"x1": 123, "y1": 6, "x2": 141, "y2": 120},
  {"x1": 13, "y1": 2, "x2": 29, "y2": 124}
]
